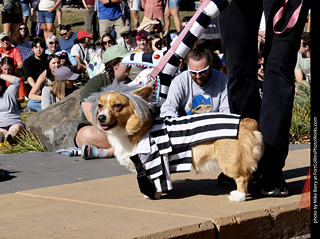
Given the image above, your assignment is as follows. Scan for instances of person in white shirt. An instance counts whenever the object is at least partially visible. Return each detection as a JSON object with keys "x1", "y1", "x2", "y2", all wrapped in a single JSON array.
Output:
[
  {"x1": 116, "y1": 26, "x2": 136, "y2": 52},
  {"x1": 295, "y1": 32, "x2": 311, "y2": 85},
  {"x1": 70, "y1": 30, "x2": 94, "y2": 73}
]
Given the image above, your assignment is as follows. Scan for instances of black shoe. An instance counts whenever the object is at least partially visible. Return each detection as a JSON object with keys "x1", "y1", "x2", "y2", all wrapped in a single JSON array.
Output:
[
  {"x1": 261, "y1": 177, "x2": 289, "y2": 196},
  {"x1": 5, "y1": 134, "x2": 13, "y2": 145},
  {"x1": 217, "y1": 173, "x2": 236, "y2": 186}
]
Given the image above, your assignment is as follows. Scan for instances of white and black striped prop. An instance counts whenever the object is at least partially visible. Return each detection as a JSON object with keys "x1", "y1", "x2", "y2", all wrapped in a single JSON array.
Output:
[
  {"x1": 135, "y1": 113, "x2": 240, "y2": 194},
  {"x1": 123, "y1": 0, "x2": 232, "y2": 106}
]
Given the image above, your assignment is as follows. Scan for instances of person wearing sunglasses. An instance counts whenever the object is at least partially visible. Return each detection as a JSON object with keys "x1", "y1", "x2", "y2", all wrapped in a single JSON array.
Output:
[
  {"x1": 45, "y1": 35, "x2": 78, "y2": 68},
  {"x1": 11, "y1": 23, "x2": 32, "y2": 46},
  {"x1": 59, "y1": 25, "x2": 78, "y2": 53},
  {"x1": 0, "y1": 33, "x2": 23, "y2": 73},
  {"x1": 160, "y1": 46, "x2": 229, "y2": 118},
  {"x1": 98, "y1": 33, "x2": 116, "y2": 54}
]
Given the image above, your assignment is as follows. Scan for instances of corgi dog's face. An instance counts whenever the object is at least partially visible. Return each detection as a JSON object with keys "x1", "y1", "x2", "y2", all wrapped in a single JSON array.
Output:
[{"x1": 96, "y1": 86, "x2": 153, "y2": 134}]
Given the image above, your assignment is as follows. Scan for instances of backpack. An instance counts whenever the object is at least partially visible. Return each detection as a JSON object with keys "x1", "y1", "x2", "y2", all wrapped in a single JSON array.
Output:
[{"x1": 86, "y1": 51, "x2": 105, "y2": 79}]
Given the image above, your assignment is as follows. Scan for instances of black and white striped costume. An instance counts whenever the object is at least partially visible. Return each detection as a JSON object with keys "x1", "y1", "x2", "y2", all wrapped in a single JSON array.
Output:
[
  {"x1": 122, "y1": 0, "x2": 233, "y2": 106},
  {"x1": 135, "y1": 113, "x2": 240, "y2": 193},
  {"x1": 153, "y1": 0, "x2": 233, "y2": 105}
]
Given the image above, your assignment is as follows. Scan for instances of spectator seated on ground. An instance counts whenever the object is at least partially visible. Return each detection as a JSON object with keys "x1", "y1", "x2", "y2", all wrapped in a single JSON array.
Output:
[
  {"x1": 23, "y1": 38, "x2": 47, "y2": 95},
  {"x1": 41, "y1": 66, "x2": 79, "y2": 110},
  {"x1": 137, "y1": 18, "x2": 164, "y2": 38},
  {"x1": 116, "y1": 26, "x2": 136, "y2": 52},
  {"x1": 96, "y1": 33, "x2": 116, "y2": 55},
  {"x1": 2, "y1": 56, "x2": 28, "y2": 107},
  {"x1": 45, "y1": 35, "x2": 78, "y2": 69},
  {"x1": 160, "y1": 46, "x2": 229, "y2": 118},
  {"x1": 75, "y1": 45, "x2": 132, "y2": 160},
  {"x1": 0, "y1": 58, "x2": 26, "y2": 144},
  {"x1": 148, "y1": 33, "x2": 162, "y2": 52},
  {"x1": 11, "y1": 23, "x2": 32, "y2": 46},
  {"x1": 70, "y1": 30, "x2": 94, "y2": 74},
  {"x1": 295, "y1": 31, "x2": 311, "y2": 86},
  {"x1": 28, "y1": 54, "x2": 61, "y2": 112},
  {"x1": 0, "y1": 33, "x2": 23, "y2": 75},
  {"x1": 59, "y1": 25, "x2": 78, "y2": 53},
  {"x1": 132, "y1": 32, "x2": 150, "y2": 53}
]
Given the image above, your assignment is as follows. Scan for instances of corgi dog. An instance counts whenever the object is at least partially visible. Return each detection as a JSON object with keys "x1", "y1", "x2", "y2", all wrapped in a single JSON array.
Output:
[{"x1": 88, "y1": 82, "x2": 264, "y2": 202}]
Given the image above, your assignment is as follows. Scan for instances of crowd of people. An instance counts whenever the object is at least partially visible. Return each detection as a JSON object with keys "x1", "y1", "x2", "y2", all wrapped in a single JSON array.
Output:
[{"x1": 0, "y1": 0, "x2": 311, "y2": 197}]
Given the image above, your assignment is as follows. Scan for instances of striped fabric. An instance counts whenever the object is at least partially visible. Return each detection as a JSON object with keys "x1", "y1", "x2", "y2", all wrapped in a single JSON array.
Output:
[
  {"x1": 135, "y1": 112, "x2": 240, "y2": 193},
  {"x1": 153, "y1": 0, "x2": 233, "y2": 105},
  {"x1": 122, "y1": 1, "x2": 233, "y2": 106}
]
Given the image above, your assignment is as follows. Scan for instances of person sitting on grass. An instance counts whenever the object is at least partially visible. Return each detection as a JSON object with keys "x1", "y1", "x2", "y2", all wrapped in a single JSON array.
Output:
[
  {"x1": 28, "y1": 54, "x2": 61, "y2": 111},
  {"x1": 0, "y1": 57, "x2": 26, "y2": 144},
  {"x1": 75, "y1": 45, "x2": 131, "y2": 160},
  {"x1": 45, "y1": 35, "x2": 78, "y2": 69},
  {"x1": 70, "y1": 30, "x2": 94, "y2": 74},
  {"x1": 2, "y1": 56, "x2": 28, "y2": 107},
  {"x1": 41, "y1": 66, "x2": 79, "y2": 110}
]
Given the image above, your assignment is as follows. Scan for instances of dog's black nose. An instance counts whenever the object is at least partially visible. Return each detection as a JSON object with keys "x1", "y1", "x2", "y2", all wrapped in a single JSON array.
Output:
[{"x1": 98, "y1": 115, "x2": 107, "y2": 123}]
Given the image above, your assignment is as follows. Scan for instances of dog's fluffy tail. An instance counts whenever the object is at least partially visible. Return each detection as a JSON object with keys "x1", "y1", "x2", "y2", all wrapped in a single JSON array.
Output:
[{"x1": 238, "y1": 118, "x2": 264, "y2": 174}]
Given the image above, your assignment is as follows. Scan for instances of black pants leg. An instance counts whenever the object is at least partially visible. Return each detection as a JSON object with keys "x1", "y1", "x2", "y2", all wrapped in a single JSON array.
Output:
[
  {"x1": 258, "y1": 0, "x2": 310, "y2": 180},
  {"x1": 219, "y1": 0, "x2": 310, "y2": 182},
  {"x1": 219, "y1": 0, "x2": 263, "y2": 122}
]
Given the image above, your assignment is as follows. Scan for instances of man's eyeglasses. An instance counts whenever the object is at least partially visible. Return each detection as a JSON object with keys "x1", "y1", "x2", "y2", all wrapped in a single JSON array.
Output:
[
  {"x1": 103, "y1": 40, "x2": 113, "y2": 45},
  {"x1": 49, "y1": 41, "x2": 58, "y2": 45},
  {"x1": 60, "y1": 32, "x2": 68, "y2": 37},
  {"x1": 188, "y1": 65, "x2": 210, "y2": 76}
]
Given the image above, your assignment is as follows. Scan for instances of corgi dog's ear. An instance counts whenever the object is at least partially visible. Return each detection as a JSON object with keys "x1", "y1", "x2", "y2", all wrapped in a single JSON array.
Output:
[{"x1": 133, "y1": 86, "x2": 153, "y2": 100}]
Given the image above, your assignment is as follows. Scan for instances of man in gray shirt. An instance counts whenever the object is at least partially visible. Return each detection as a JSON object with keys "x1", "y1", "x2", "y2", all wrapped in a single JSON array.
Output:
[{"x1": 160, "y1": 47, "x2": 229, "y2": 118}]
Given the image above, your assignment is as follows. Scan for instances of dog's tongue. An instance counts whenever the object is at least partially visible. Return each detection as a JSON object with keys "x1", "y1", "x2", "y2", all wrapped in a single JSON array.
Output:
[{"x1": 100, "y1": 125, "x2": 109, "y2": 130}]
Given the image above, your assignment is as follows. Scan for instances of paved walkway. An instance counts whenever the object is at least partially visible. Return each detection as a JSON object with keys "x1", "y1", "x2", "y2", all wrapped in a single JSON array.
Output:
[{"x1": 0, "y1": 145, "x2": 310, "y2": 238}]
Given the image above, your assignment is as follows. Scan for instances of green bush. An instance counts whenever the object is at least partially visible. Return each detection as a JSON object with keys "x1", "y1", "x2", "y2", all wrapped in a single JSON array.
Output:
[{"x1": 290, "y1": 83, "x2": 311, "y2": 144}]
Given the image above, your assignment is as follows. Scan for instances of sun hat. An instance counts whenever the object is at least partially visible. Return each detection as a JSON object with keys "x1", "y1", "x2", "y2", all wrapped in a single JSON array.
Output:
[
  {"x1": 54, "y1": 66, "x2": 80, "y2": 81},
  {"x1": 77, "y1": 30, "x2": 93, "y2": 40},
  {"x1": 0, "y1": 32, "x2": 9, "y2": 41},
  {"x1": 120, "y1": 26, "x2": 131, "y2": 36},
  {"x1": 102, "y1": 45, "x2": 130, "y2": 64}
]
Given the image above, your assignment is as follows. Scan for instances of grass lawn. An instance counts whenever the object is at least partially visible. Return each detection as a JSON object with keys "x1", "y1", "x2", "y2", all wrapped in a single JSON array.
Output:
[{"x1": 0, "y1": 8, "x2": 196, "y2": 38}]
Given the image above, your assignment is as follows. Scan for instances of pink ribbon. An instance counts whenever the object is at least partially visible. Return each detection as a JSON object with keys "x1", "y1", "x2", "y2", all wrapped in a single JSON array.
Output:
[
  {"x1": 273, "y1": 0, "x2": 304, "y2": 34},
  {"x1": 149, "y1": 0, "x2": 211, "y2": 79}
]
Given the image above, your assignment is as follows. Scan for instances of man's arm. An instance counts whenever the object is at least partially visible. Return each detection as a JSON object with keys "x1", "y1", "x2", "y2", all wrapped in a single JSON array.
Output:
[
  {"x1": 219, "y1": 76, "x2": 230, "y2": 113},
  {"x1": 294, "y1": 69, "x2": 304, "y2": 84},
  {"x1": 160, "y1": 77, "x2": 184, "y2": 118}
]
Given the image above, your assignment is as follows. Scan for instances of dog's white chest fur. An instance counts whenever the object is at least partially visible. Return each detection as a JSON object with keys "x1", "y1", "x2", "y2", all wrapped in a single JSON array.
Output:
[{"x1": 107, "y1": 127, "x2": 137, "y2": 172}]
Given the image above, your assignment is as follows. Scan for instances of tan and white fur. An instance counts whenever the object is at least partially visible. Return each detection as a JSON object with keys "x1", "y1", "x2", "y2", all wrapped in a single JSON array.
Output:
[{"x1": 93, "y1": 86, "x2": 264, "y2": 202}]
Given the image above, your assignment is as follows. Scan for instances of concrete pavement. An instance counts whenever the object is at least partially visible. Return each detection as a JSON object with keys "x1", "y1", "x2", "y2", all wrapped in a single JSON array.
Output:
[{"x1": 0, "y1": 145, "x2": 311, "y2": 238}]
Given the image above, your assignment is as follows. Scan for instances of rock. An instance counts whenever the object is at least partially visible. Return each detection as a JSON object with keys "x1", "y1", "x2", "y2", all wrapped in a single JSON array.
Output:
[
  {"x1": 26, "y1": 89, "x2": 82, "y2": 152},
  {"x1": 25, "y1": 68, "x2": 146, "y2": 152}
]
